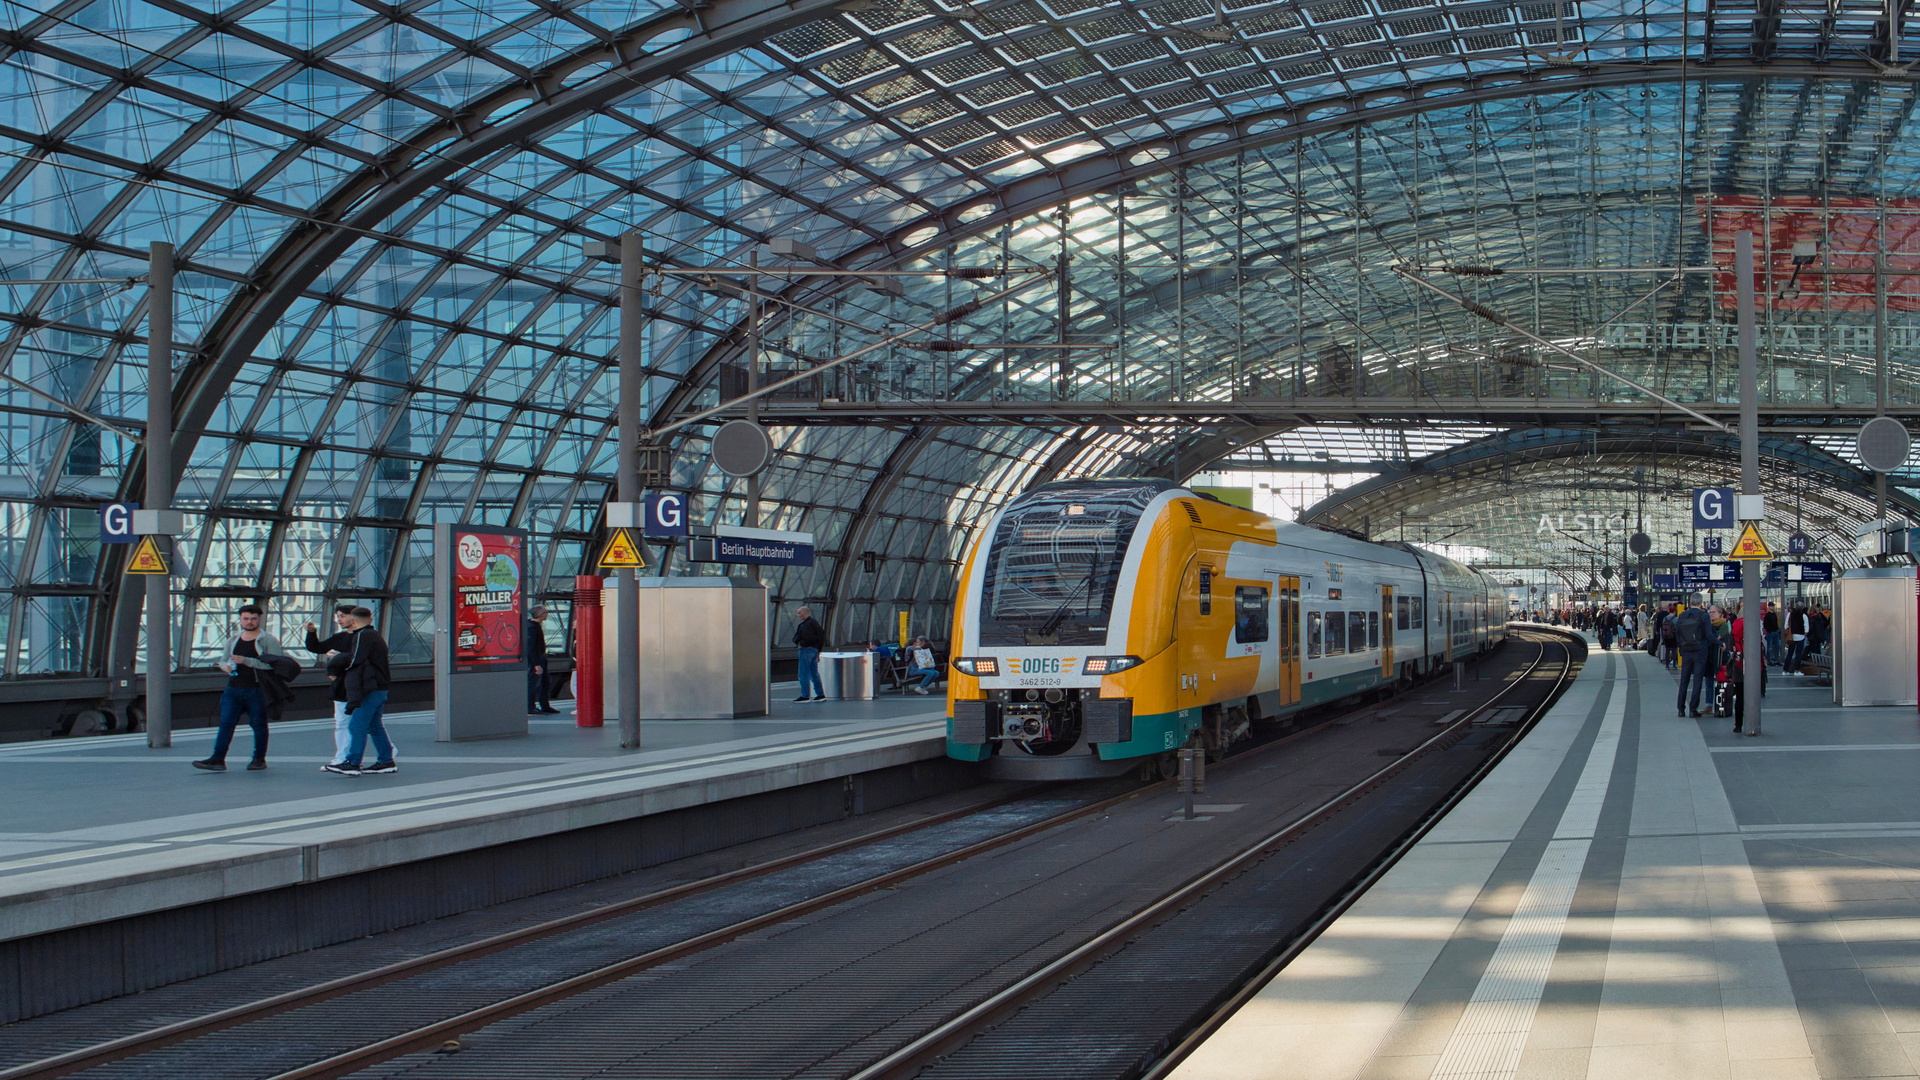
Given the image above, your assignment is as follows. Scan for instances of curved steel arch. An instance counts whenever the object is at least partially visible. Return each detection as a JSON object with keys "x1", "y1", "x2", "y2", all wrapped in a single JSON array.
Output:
[
  {"x1": 638, "y1": 63, "x2": 1917, "y2": 596},
  {"x1": 1289, "y1": 426, "x2": 1917, "y2": 556},
  {"x1": 103, "y1": 0, "x2": 858, "y2": 676}
]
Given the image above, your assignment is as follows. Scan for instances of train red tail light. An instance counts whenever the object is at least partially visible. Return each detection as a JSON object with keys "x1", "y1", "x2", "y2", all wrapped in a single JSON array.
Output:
[
  {"x1": 1081, "y1": 655, "x2": 1143, "y2": 675},
  {"x1": 953, "y1": 657, "x2": 998, "y2": 676}
]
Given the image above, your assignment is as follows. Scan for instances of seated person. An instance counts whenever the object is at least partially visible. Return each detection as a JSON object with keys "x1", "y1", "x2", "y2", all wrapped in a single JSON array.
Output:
[{"x1": 906, "y1": 637, "x2": 942, "y2": 695}]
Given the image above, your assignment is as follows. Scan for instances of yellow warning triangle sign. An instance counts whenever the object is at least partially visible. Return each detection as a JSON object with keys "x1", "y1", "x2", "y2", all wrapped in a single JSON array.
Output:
[
  {"x1": 125, "y1": 535, "x2": 169, "y2": 575},
  {"x1": 597, "y1": 528, "x2": 646, "y2": 569},
  {"x1": 1730, "y1": 520, "x2": 1772, "y2": 561}
]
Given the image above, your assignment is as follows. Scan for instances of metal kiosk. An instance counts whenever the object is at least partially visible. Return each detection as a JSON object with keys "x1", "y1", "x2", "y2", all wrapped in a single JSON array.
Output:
[
  {"x1": 599, "y1": 576, "x2": 770, "y2": 718},
  {"x1": 1833, "y1": 565, "x2": 1919, "y2": 707}
]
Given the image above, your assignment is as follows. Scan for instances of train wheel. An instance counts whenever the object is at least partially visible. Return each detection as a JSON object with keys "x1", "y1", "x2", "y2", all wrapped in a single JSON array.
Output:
[{"x1": 1155, "y1": 751, "x2": 1180, "y2": 781}]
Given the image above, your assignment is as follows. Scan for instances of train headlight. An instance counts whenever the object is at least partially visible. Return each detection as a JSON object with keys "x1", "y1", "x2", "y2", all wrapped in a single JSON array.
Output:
[
  {"x1": 1082, "y1": 655, "x2": 1144, "y2": 675},
  {"x1": 952, "y1": 657, "x2": 998, "y2": 677}
]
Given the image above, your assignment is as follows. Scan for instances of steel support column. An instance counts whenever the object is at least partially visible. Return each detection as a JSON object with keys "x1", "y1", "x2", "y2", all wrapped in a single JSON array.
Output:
[{"x1": 146, "y1": 242, "x2": 173, "y2": 749}]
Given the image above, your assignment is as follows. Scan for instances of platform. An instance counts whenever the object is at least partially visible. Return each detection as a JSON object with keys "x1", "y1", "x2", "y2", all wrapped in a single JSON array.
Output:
[
  {"x1": 1173, "y1": 639, "x2": 1920, "y2": 1080},
  {"x1": 0, "y1": 693, "x2": 947, "y2": 946}
]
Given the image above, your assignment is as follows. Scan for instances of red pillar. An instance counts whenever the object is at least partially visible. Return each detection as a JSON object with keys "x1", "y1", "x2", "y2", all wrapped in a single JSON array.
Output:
[{"x1": 574, "y1": 575, "x2": 604, "y2": 728}]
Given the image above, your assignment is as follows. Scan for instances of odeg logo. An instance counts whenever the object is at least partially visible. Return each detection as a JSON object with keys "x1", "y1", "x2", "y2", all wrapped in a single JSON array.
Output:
[{"x1": 1009, "y1": 658, "x2": 1065, "y2": 674}]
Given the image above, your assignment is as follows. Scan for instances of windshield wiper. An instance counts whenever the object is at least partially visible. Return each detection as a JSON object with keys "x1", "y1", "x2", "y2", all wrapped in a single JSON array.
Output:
[{"x1": 1038, "y1": 565, "x2": 1097, "y2": 637}]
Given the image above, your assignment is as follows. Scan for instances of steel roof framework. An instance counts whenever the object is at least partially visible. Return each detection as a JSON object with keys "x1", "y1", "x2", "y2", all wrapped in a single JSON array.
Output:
[{"x1": 0, "y1": 0, "x2": 1918, "y2": 676}]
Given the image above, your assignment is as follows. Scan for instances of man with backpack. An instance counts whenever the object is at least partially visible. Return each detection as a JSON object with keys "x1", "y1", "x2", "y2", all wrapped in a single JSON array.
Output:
[
  {"x1": 1673, "y1": 600, "x2": 1714, "y2": 718},
  {"x1": 1658, "y1": 603, "x2": 1679, "y2": 669}
]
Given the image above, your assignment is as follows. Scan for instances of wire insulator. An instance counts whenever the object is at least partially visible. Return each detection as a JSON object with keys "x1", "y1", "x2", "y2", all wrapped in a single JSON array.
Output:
[
  {"x1": 947, "y1": 267, "x2": 1000, "y2": 279},
  {"x1": 1444, "y1": 264, "x2": 1505, "y2": 276},
  {"x1": 934, "y1": 299, "x2": 984, "y2": 325},
  {"x1": 1462, "y1": 300, "x2": 1507, "y2": 325},
  {"x1": 918, "y1": 339, "x2": 968, "y2": 352}
]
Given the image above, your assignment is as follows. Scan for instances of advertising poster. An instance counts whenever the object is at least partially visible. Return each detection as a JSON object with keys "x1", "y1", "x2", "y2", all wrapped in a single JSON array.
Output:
[{"x1": 450, "y1": 528, "x2": 525, "y2": 672}]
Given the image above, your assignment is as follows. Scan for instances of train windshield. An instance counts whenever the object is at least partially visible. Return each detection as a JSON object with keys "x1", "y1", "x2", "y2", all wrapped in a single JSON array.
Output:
[{"x1": 978, "y1": 483, "x2": 1159, "y2": 646}]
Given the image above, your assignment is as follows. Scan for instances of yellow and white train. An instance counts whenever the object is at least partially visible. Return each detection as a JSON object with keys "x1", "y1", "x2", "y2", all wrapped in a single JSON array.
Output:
[{"x1": 946, "y1": 479, "x2": 1506, "y2": 780}]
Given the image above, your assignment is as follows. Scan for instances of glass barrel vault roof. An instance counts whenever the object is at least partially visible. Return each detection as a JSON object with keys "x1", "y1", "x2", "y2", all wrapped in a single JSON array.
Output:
[{"x1": 0, "y1": 0, "x2": 1916, "y2": 676}]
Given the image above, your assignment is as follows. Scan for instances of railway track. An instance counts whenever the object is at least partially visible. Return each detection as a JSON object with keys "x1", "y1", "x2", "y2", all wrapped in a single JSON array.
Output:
[
  {"x1": 0, "y1": 628, "x2": 1578, "y2": 1080},
  {"x1": 863, "y1": 627, "x2": 1580, "y2": 1080}
]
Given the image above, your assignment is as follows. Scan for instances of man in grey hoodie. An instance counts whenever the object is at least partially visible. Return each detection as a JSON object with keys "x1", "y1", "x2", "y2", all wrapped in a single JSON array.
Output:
[{"x1": 194, "y1": 604, "x2": 285, "y2": 771}]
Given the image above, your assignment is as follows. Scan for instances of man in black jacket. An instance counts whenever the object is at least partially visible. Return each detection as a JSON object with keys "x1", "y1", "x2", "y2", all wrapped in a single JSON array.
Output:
[
  {"x1": 792, "y1": 605, "x2": 826, "y2": 702},
  {"x1": 526, "y1": 605, "x2": 559, "y2": 714},
  {"x1": 306, "y1": 604, "x2": 358, "y2": 765},
  {"x1": 1673, "y1": 603, "x2": 1714, "y2": 718},
  {"x1": 323, "y1": 607, "x2": 396, "y2": 776}
]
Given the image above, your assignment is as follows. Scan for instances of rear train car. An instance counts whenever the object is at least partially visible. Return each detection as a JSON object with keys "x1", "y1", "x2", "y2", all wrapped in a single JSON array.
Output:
[{"x1": 945, "y1": 479, "x2": 1504, "y2": 780}]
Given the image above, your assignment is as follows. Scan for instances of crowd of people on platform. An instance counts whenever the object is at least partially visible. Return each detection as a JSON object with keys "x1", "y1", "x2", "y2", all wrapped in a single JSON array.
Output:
[{"x1": 1527, "y1": 597, "x2": 1832, "y2": 735}]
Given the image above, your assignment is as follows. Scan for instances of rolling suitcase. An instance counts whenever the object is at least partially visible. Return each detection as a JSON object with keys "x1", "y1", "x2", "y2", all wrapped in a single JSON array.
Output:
[{"x1": 1713, "y1": 680, "x2": 1735, "y2": 718}]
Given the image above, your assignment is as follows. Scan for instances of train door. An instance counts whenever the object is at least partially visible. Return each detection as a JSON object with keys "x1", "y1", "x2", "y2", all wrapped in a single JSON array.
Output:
[
  {"x1": 1380, "y1": 585, "x2": 1394, "y2": 678},
  {"x1": 1277, "y1": 576, "x2": 1300, "y2": 707},
  {"x1": 1443, "y1": 591, "x2": 1454, "y2": 662},
  {"x1": 1178, "y1": 559, "x2": 1213, "y2": 711}
]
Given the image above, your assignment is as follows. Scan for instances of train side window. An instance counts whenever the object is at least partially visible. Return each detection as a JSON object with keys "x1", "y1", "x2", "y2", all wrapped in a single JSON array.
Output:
[
  {"x1": 1411, "y1": 596, "x2": 1424, "y2": 628},
  {"x1": 1307, "y1": 611, "x2": 1323, "y2": 658},
  {"x1": 1368, "y1": 610, "x2": 1380, "y2": 648},
  {"x1": 1396, "y1": 595, "x2": 1410, "y2": 631},
  {"x1": 1326, "y1": 611, "x2": 1347, "y2": 654},
  {"x1": 1198, "y1": 566, "x2": 1213, "y2": 616},
  {"x1": 1234, "y1": 586, "x2": 1269, "y2": 643},
  {"x1": 1348, "y1": 611, "x2": 1368, "y2": 651}
]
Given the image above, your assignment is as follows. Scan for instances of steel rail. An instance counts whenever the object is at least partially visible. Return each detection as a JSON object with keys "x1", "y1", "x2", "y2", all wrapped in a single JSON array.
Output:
[
  {"x1": 844, "y1": 627, "x2": 1575, "y2": 1080},
  {"x1": 250, "y1": 703, "x2": 1375, "y2": 1080},
  {"x1": 0, "y1": 642, "x2": 1525, "y2": 1080},
  {"x1": 0, "y1": 785, "x2": 1075, "y2": 1080},
  {"x1": 1136, "y1": 625, "x2": 1581, "y2": 1080}
]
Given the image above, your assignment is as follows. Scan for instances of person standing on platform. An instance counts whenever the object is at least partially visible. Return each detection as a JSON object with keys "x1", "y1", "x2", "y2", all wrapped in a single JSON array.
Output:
[
  {"x1": 195, "y1": 604, "x2": 285, "y2": 772},
  {"x1": 792, "y1": 605, "x2": 826, "y2": 703},
  {"x1": 1660, "y1": 603, "x2": 1680, "y2": 669},
  {"x1": 1782, "y1": 603, "x2": 1810, "y2": 675},
  {"x1": 324, "y1": 606, "x2": 395, "y2": 776},
  {"x1": 1673, "y1": 600, "x2": 1713, "y2": 718},
  {"x1": 305, "y1": 604, "x2": 358, "y2": 764},
  {"x1": 526, "y1": 605, "x2": 559, "y2": 714},
  {"x1": 1730, "y1": 601, "x2": 1766, "y2": 698},
  {"x1": 1762, "y1": 601, "x2": 1781, "y2": 668}
]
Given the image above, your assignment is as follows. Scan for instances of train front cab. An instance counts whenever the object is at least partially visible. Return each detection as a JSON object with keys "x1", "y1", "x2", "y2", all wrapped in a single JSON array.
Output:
[
  {"x1": 946, "y1": 483, "x2": 1317, "y2": 778},
  {"x1": 944, "y1": 482, "x2": 1193, "y2": 779}
]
